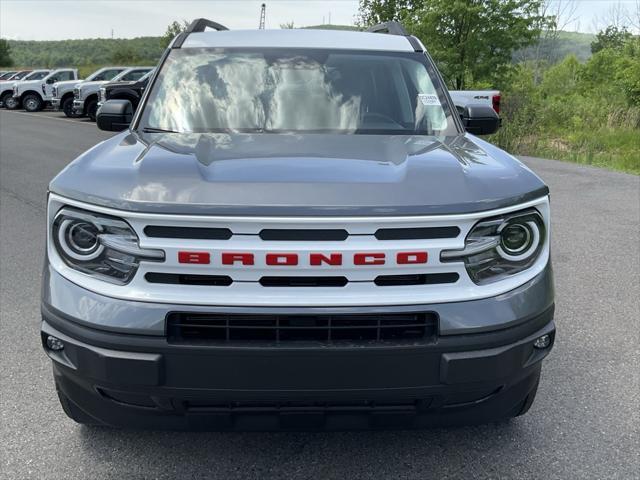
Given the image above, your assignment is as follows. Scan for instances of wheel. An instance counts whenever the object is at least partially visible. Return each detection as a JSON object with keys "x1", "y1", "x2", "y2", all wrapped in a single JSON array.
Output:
[
  {"x1": 3, "y1": 92, "x2": 20, "y2": 110},
  {"x1": 61, "y1": 96, "x2": 77, "y2": 117},
  {"x1": 86, "y1": 99, "x2": 98, "y2": 121},
  {"x1": 56, "y1": 387, "x2": 102, "y2": 426},
  {"x1": 23, "y1": 93, "x2": 43, "y2": 112}
]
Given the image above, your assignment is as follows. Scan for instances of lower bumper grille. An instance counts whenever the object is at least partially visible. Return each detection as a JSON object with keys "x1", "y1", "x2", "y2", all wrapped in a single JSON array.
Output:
[{"x1": 167, "y1": 312, "x2": 438, "y2": 345}]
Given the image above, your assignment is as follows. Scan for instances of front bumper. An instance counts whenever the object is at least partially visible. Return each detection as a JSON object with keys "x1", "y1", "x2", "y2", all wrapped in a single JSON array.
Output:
[
  {"x1": 41, "y1": 265, "x2": 555, "y2": 430},
  {"x1": 51, "y1": 99, "x2": 62, "y2": 110},
  {"x1": 72, "y1": 99, "x2": 84, "y2": 115}
]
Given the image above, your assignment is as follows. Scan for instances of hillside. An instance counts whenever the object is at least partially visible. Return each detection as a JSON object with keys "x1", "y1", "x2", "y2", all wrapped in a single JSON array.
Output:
[
  {"x1": 7, "y1": 29, "x2": 595, "y2": 70},
  {"x1": 8, "y1": 37, "x2": 164, "y2": 68},
  {"x1": 514, "y1": 30, "x2": 596, "y2": 63}
]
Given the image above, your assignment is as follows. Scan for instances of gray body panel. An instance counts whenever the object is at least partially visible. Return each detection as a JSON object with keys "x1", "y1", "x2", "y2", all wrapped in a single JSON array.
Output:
[
  {"x1": 49, "y1": 131, "x2": 548, "y2": 216},
  {"x1": 42, "y1": 262, "x2": 553, "y2": 336}
]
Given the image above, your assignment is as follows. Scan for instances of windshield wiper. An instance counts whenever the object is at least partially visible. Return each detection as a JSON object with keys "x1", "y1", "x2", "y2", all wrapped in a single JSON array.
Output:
[{"x1": 141, "y1": 127, "x2": 182, "y2": 134}]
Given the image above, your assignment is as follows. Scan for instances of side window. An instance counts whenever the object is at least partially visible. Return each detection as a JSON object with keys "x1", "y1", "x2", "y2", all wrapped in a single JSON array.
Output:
[
  {"x1": 102, "y1": 69, "x2": 122, "y2": 81},
  {"x1": 58, "y1": 71, "x2": 75, "y2": 81},
  {"x1": 122, "y1": 70, "x2": 149, "y2": 81}
]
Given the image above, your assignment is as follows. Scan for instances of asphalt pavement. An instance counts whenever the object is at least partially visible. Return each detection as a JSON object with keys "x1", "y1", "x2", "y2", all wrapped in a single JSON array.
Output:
[{"x1": 1, "y1": 109, "x2": 638, "y2": 479}]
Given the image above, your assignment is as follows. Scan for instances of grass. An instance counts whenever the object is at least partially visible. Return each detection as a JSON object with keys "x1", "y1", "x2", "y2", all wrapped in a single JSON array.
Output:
[{"x1": 518, "y1": 128, "x2": 640, "y2": 175}]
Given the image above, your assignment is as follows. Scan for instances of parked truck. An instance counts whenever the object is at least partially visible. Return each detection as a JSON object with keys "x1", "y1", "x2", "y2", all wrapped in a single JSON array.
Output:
[
  {"x1": 51, "y1": 67, "x2": 128, "y2": 117},
  {"x1": 450, "y1": 90, "x2": 501, "y2": 115},
  {"x1": 0, "y1": 70, "x2": 50, "y2": 109},
  {"x1": 10, "y1": 68, "x2": 78, "y2": 112},
  {"x1": 97, "y1": 69, "x2": 154, "y2": 114},
  {"x1": 43, "y1": 20, "x2": 554, "y2": 430},
  {"x1": 72, "y1": 66, "x2": 154, "y2": 121}
]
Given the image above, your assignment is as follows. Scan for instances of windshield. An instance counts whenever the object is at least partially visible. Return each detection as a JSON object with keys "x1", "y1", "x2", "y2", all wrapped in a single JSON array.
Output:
[
  {"x1": 26, "y1": 71, "x2": 49, "y2": 80},
  {"x1": 140, "y1": 48, "x2": 458, "y2": 135}
]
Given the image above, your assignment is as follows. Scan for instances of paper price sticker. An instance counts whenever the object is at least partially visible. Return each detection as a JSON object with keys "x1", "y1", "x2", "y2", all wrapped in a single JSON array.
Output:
[{"x1": 418, "y1": 94, "x2": 440, "y2": 106}]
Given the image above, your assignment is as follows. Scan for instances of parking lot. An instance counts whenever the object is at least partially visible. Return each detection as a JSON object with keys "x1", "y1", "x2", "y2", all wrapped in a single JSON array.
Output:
[{"x1": 0, "y1": 108, "x2": 639, "y2": 479}]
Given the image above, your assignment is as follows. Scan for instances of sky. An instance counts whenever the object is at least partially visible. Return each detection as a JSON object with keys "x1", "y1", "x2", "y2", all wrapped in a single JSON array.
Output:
[{"x1": 0, "y1": 0, "x2": 638, "y2": 41}]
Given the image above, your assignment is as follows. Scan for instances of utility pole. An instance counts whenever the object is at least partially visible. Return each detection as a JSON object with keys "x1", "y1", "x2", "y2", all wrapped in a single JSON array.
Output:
[{"x1": 259, "y1": 3, "x2": 266, "y2": 29}]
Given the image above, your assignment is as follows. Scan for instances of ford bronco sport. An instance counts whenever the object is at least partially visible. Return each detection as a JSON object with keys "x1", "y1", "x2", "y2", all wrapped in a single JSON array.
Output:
[{"x1": 42, "y1": 20, "x2": 555, "y2": 430}]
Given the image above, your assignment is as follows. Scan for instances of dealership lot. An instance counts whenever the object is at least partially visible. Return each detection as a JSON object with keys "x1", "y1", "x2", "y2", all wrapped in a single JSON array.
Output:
[{"x1": 0, "y1": 109, "x2": 638, "y2": 479}]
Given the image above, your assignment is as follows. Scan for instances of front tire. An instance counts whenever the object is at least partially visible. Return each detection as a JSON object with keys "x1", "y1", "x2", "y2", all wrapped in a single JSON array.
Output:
[
  {"x1": 61, "y1": 97, "x2": 77, "y2": 118},
  {"x1": 86, "y1": 99, "x2": 98, "y2": 121},
  {"x1": 23, "y1": 93, "x2": 43, "y2": 112},
  {"x1": 3, "y1": 93, "x2": 20, "y2": 110}
]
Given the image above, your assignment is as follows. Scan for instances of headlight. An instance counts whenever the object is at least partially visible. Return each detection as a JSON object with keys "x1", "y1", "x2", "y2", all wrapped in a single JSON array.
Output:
[
  {"x1": 441, "y1": 209, "x2": 546, "y2": 285},
  {"x1": 52, "y1": 207, "x2": 164, "y2": 284},
  {"x1": 99, "y1": 87, "x2": 106, "y2": 102}
]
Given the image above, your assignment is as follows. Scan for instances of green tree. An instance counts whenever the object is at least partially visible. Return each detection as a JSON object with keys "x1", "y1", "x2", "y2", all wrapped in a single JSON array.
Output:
[
  {"x1": 0, "y1": 38, "x2": 14, "y2": 67},
  {"x1": 591, "y1": 25, "x2": 633, "y2": 54},
  {"x1": 358, "y1": 0, "x2": 547, "y2": 89},
  {"x1": 161, "y1": 20, "x2": 190, "y2": 48},
  {"x1": 357, "y1": 0, "x2": 422, "y2": 25},
  {"x1": 111, "y1": 45, "x2": 140, "y2": 64}
]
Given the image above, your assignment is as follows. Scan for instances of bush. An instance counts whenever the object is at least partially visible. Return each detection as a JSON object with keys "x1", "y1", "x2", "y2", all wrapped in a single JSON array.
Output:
[{"x1": 492, "y1": 36, "x2": 640, "y2": 174}]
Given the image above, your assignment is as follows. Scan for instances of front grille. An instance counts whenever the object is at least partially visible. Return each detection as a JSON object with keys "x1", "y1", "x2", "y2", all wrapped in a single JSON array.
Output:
[
  {"x1": 144, "y1": 226, "x2": 232, "y2": 239},
  {"x1": 146, "y1": 272, "x2": 459, "y2": 287},
  {"x1": 145, "y1": 272, "x2": 232, "y2": 286},
  {"x1": 259, "y1": 276, "x2": 348, "y2": 287},
  {"x1": 167, "y1": 312, "x2": 438, "y2": 345}
]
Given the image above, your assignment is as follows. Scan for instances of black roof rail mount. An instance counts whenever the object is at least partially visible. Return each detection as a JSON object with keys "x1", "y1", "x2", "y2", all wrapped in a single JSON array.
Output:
[
  {"x1": 172, "y1": 18, "x2": 229, "y2": 49},
  {"x1": 367, "y1": 21, "x2": 409, "y2": 36},
  {"x1": 366, "y1": 21, "x2": 423, "y2": 52},
  {"x1": 186, "y1": 18, "x2": 230, "y2": 33}
]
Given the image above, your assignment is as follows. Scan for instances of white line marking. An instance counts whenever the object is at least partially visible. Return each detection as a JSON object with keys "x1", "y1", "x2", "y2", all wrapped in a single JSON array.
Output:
[{"x1": 2, "y1": 110, "x2": 96, "y2": 126}]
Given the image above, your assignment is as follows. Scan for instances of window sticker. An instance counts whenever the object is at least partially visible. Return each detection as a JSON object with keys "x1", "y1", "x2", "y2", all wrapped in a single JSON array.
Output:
[{"x1": 418, "y1": 93, "x2": 441, "y2": 106}]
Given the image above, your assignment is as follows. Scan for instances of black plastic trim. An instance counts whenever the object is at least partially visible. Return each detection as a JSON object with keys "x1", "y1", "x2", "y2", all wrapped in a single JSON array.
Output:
[
  {"x1": 144, "y1": 225, "x2": 232, "y2": 240},
  {"x1": 367, "y1": 21, "x2": 409, "y2": 36},
  {"x1": 375, "y1": 226, "x2": 460, "y2": 240},
  {"x1": 374, "y1": 273, "x2": 459, "y2": 286},
  {"x1": 145, "y1": 273, "x2": 232, "y2": 286},
  {"x1": 259, "y1": 276, "x2": 348, "y2": 287},
  {"x1": 259, "y1": 229, "x2": 349, "y2": 241}
]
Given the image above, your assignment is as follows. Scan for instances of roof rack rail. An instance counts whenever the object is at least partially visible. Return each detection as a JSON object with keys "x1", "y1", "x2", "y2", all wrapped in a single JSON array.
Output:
[
  {"x1": 172, "y1": 18, "x2": 229, "y2": 49},
  {"x1": 185, "y1": 18, "x2": 229, "y2": 33},
  {"x1": 366, "y1": 20, "x2": 423, "y2": 52},
  {"x1": 367, "y1": 21, "x2": 409, "y2": 36}
]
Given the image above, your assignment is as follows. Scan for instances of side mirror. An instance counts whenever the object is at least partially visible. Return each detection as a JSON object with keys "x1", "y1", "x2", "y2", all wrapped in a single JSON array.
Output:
[
  {"x1": 97, "y1": 99, "x2": 133, "y2": 131},
  {"x1": 460, "y1": 104, "x2": 501, "y2": 135},
  {"x1": 46, "y1": 77, "x2": 56, "y2": 84}
]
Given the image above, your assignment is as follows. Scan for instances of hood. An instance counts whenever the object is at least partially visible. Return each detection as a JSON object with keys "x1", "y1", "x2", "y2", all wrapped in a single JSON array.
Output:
[
  {"x1": 0, "y1": 80, "x2": 18, "y2": 91},
  {"x1": 77, "y1": 80, "x2": 107, "y2": 93},
  {"x1": 54, "y1": 80, "x2": 81, "y2": 89},
  {"x1": 104, "y1": 80, "x2": 138, "y2": 88},
  {"x1": 50, "y1": 132, "x2": 548, "y2": 216},
  {"x1": 16, "y1": 79, "x2": 42, "y2": 88}
]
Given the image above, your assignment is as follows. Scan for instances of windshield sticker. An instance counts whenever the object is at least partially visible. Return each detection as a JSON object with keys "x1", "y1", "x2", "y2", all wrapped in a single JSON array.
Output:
[{"x1": 418, "y1": 94, "x2": 440, "y2": 106}]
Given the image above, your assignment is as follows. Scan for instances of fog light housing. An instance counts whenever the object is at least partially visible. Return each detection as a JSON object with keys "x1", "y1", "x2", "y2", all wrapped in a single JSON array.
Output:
[
  {"x1": 533, "y1": 334, "x2": 551, "y2": 349},
  {"x1": 46, "y1": 335, "x2": 64, "y2": 351}
]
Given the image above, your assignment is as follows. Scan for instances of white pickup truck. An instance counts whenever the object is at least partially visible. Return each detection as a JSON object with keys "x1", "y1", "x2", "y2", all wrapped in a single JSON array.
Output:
[{"x1": 450, "y1": 90, "x2": 501, "y2": 115}]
